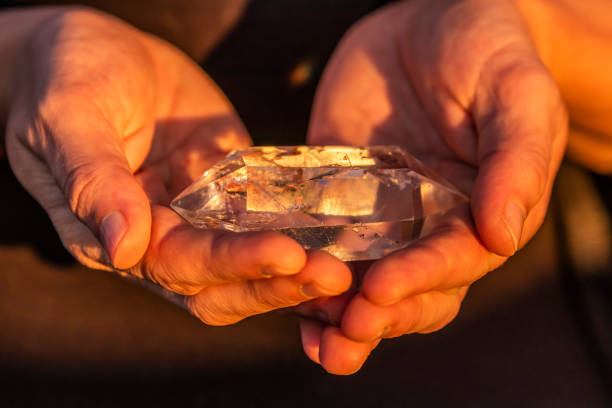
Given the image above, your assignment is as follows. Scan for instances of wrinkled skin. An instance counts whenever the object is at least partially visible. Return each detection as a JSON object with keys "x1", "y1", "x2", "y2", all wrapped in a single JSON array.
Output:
[
  {"x1": 301, "y1": 0, "x2": 568, "y2": 374},
  {"x1": 3, "y1": 1, "x2": 570, "y2": 376},
  {"x1": 5, "y1": 8, "x2": 352, "y2": 326}
]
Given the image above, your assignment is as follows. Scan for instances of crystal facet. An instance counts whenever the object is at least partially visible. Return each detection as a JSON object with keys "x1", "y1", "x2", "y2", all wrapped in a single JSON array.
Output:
[{"x1": 171, "y1": 146, "x2": 468, "y2": 261}]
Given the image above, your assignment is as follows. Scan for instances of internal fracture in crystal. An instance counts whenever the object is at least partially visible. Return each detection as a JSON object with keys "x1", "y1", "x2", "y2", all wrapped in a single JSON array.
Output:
[{"x1": 171, "y1": 146, "x2": 468, "y2": 261}]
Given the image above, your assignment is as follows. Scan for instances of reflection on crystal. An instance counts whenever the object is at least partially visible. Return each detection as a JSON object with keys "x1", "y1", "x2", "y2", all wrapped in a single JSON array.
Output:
[{"x1": 171, "y1": 146, "x2": 468, "y2": 261}]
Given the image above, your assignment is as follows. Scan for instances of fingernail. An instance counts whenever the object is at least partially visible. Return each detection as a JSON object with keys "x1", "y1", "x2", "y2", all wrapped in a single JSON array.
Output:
[
  {"x1": 504, "y1": 201, "x2": 525, "y2": 252},
  {"x1": 100, "y1": 211, "x2": 127, "y2": 263},
  {"x1": 299, "y1": 283, "x2": 335, "y2": 298},
  {"x1": 259, "y1": 268, "x2": 274, "y2": 278}
]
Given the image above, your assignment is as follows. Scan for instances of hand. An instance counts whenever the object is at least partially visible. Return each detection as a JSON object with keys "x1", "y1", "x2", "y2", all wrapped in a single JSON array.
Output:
[
  {"x1": 302, "y1": 0, "x2": 567, "y2": 374},
  {"x1": 5, "y1": 8, "x2": 351, "y2": 325}
]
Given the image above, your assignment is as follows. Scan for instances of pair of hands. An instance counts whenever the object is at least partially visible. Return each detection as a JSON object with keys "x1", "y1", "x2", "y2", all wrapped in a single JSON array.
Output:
[{"x1": 5, "y1": 0, "x2": 567, "y2": 374}]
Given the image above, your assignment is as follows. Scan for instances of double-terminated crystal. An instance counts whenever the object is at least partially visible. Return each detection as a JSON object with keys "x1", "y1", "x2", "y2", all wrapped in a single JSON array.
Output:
[{"x1": 171, "y1": 146, "x2": 467, "y2": 261}]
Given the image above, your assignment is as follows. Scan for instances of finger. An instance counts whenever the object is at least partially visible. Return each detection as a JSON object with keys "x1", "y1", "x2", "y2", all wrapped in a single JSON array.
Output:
[
  {"x1": 341, "y1": 288, "x2": 467, "y2": 343},
  {"x1": 58, "y1": 136, "x2": 152, "y2": 270},
  {"x1": 185, "y1": 250, "x2": 352, "y2": 325},
  {"x1": 291, "y1": 290, "x2": 356, "y2": 325},
  {"x1": 340, "y1": 295, "x2": 394, "y2": 342},
  {"x1": 7, "y1": 103, "x2": 152, "y2": 270},
  {"x1": 139, "y1": 33, "x2": 253, "y2": 195},
  {"x1": 395, "y1": 287, "x2": 468, "y2": 335},
  {"x1": 299, "y1": 318, "x2": 325, "y2": 364},
  {"x1": 5, "y1": 10, "x2": 162, "y2": 269},
  {"x1": 289, "y1": 261, "x2": 369, "y2": 323},
  {"x1": 417, "y1": 287, "x2": 469, "y2": 334},
  {"x1": 361, "y1": 206, "x2": 503, "y2": 306},
  {"x1": 318, "y1": 326, "x2": 379, "y2": 375},
  {"x1": 137, "y1": 206, "x2": 308, "y2": 294},
  {"x1": 472, "y1": 60, "x2": 568, "y2": 256}
]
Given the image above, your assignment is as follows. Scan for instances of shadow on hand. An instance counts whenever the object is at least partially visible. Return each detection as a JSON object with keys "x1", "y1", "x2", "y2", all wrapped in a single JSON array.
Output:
[{"x1": 0, "y1": 114, "x2": 249, "y2": 266}]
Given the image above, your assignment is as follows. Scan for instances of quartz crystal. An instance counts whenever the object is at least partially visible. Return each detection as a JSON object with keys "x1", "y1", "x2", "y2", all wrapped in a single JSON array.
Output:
[{"x1": 171, "y1": 146, "x2": 468, "y2": 261}]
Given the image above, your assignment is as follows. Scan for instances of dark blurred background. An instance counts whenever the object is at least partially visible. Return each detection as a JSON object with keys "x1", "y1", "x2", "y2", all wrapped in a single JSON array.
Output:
[{"x1": 0, "y1": 0, "x2": 611, "y2": 406}]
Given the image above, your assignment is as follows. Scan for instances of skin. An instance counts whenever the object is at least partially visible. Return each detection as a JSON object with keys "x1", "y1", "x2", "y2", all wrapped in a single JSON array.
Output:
[
  {"x1": 1, "y1": 0, "x2": 610, "y2": 376},
  {"x1": 2, "y1": 7, "x2": 352, "y2": 326},
  {"x1": 302, "y1": 0, "x2": 568, "y2": 374}
]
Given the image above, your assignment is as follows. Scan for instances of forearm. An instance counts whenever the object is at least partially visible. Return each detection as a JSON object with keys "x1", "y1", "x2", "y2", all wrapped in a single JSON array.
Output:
[
  {"x1": 514, "y1": 0, "x2": 612, "y2": 172},
  {"x1": 0, "y1": 7, "x2": 68, "y2": 137}
]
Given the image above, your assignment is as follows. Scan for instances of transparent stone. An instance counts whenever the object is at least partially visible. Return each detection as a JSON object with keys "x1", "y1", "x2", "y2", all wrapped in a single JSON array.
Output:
[{"x1": 171, "y1": 146, "x2": 468, "y2": 261}]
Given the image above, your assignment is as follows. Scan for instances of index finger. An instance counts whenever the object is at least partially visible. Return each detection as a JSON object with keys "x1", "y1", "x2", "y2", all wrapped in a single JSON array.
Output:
[
  {"x1": 131, "y1": 205, "x2": 307, "y2": 295},
  {"x1": 361, "y1": 206, "x2": 505, "y2": 306}
]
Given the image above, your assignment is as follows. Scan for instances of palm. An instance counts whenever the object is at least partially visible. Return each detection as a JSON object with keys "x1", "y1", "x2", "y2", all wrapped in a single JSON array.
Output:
[
  {"x1": 309, "y1": 0, "x2": 545, "y2": 194},
  {"x1": 8, "y1": 8, "x2": 352, "y2": 346},
  {"x1": 128, "y1": 36, "x2": 250, "y2": 205},
  {"x1": 303, "y1": 0, "x2": 567, "y2": 374}
]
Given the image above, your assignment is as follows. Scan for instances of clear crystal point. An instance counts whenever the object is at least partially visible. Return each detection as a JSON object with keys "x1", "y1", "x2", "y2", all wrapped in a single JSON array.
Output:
[{"x1": 171, "y1": 146, "x2": 468, "y2": 261}]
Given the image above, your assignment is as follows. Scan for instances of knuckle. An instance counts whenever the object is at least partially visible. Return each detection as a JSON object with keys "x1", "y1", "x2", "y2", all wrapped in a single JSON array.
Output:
[
  {"x1": 243, "y1": 280, "x2": 288, "y2": 311},
  {"x1": 400, "y1": 295, "x2": 424, "y2": 334},
  {"x1": 418, "y1": 300, "x2": 462, "y2": 334},
  {"x1": 206, "y1": 232, "x2": 258, "y2": 284},
  {"x1": 187, "y1": 296, "x2": 238, "y2": 327},
  {"x1": 405, "y1": 241, "x2": 452, "y2": 290},
  {"x1": 206, "y1": 233, "x2": 235, "y2": 281},
  {"x1": 209, "y1": 232, "x2": 231, "y2": 259},
  {"x1": 497, "y1": 62, "x2": 552, "y2": 102},
  {"x1": 63, "y1": 163, "x2": 128, "y2": 219},
  {"x1": 519, "y1": 146, "x2": 550, "y2": 200},
  {"x1": 158, "y1": 281, "x2": 203, "y2": 296},
  {"x1": 63, "y1": 162, "x2": 102, "y2": 219},
  {"x1": 139, "y1": 245, "x2": 204, "y2": 296}
]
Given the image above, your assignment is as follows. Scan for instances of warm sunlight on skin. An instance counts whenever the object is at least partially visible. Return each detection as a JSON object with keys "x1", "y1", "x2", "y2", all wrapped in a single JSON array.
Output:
[
  {"x1": 304, "y1": 0, "x2": 568, "y2": 375},
  {"x1": 302, "y1": 0, "x2": 612, "y2": 375},
  {"x1": 321, "y1": 48, "x2": 394, "y2": 146},
  {"x1": 1, "y1": 0, "x2": 611, "y2": 378},
  {"x1": 2, "y1": 7, "x2": 351, "y2": 328}
]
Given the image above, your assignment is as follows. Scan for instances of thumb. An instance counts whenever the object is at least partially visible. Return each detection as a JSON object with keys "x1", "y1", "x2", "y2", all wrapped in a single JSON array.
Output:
[
  {"x1": 64, "y1": 149, "x2": 152, "y2": 270},
  {"x1": 7, "y1": 103, "x2": 152, "y2": 270},
  {"x1": 471, "y1": 63, "x2": 567, "y2": 256}
]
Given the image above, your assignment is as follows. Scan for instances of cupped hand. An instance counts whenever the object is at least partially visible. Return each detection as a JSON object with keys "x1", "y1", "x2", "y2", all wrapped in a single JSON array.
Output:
[
  {"x1": 302, "y1": 0, "x2": 567, "y2": 374},
  {"x1": 5, "y1": 8, "x2": 351, "y2": 325}
]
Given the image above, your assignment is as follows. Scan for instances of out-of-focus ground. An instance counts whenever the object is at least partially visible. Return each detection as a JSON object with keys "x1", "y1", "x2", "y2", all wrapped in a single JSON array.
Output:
[{"x1": 1, "y1": 0, "x2": 611, "y2": 406}]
